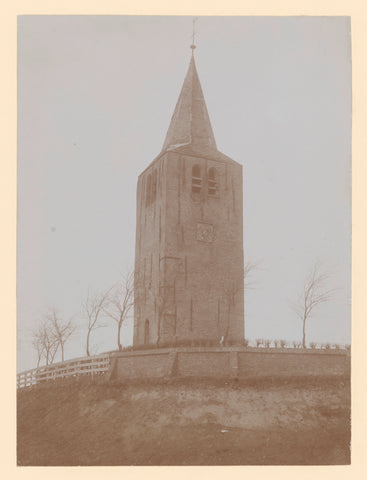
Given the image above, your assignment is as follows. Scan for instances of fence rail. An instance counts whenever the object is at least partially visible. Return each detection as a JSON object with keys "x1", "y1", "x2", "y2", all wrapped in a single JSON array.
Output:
[{"x1": 17, "y1": 353, "x2": 111, "y2": 389}]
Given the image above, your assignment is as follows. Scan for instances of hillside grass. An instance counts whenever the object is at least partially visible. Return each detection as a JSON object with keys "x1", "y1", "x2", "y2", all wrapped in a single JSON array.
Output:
[{"x1": 17, "y1": 375, "x2": 350, "y2": 466}]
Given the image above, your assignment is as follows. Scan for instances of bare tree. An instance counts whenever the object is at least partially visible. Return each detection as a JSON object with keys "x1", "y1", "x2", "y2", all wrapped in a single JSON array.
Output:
[
  {"x1": 32, "y1": 325, "x2": 45, "y2": 368},
  {"x1": 47, "y1": 308, "x2": 75, "y2": 362},
  {"x1": 31, "y1": 318, "x2": 59, "y2": 367},
  {"x1": 104, "y1": 270, "x2": 134, "y2": 352},
  {"x1": 244, "y1": 260, "x2": 260, "y2": 290},
  {"x1": 31, "y1": 309, "x2": 76, "y2": 367},
  {"x1": 41, "y1": 321, "x2": 59, "y2": 366},
  {"x1": 292, "y1": 262, "x2": 335, "y2": 348},
  {"x1": 82, "y1": 288, "x2": 111, "y2": 356}
]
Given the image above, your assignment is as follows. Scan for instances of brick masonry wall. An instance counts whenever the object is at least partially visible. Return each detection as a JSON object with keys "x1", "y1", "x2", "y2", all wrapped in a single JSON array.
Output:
[
  {"x1": 114, "y1": 351, "x2": 171, "y2": 378},
  {"x1": 134, "y1": 150, "x2": 244, "y2": 347},
  {"x1": 237, "y1": 350, "x2": 350, "y2": 377},
  {"x1": 110, "y1": 347, "x2": 350, "y2": 381},
  {"x1": 177, "y1": 351, "x2": 230, "y2": 377},
  {"x1": 134, "y1": 154, "x2": 167, "y2": 346}
]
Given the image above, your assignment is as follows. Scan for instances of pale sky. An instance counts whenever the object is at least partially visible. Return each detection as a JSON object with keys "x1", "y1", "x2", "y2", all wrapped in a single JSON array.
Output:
[{"x1": 17, "y1": 16, "x2": 351, "y2": 372}]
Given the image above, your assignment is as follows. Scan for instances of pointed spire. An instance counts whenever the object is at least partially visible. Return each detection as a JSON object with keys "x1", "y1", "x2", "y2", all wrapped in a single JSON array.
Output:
[{"x1": 162, "y1": 55, "x2": 217, "y2": 154}]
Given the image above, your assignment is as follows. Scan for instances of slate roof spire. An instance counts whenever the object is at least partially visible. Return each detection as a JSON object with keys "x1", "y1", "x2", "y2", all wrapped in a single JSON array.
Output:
[{"x1": 161, "y1": 52, "x2": 218, "y2": 154}]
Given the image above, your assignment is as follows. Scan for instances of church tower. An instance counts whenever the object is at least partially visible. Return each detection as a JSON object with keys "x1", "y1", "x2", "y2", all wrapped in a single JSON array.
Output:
[{"x1": 133, "y1": 48, "x2": 244, "y2": 347}]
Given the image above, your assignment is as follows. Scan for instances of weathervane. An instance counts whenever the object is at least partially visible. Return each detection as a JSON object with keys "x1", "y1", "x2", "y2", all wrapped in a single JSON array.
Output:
[{"x1": 190, "y1": 17, "x2": 198, "y2": 53}]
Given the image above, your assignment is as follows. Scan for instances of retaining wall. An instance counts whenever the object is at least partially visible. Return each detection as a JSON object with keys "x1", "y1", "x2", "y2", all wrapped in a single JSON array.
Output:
[{"x1": 109, "y1": 347, "x2": 350, "y2": 381}]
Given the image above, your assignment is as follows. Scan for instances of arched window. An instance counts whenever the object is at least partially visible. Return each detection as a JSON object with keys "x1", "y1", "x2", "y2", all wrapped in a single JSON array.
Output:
[
  {"x1": 145, "y1": 174, "x2": 152, "y2": 206},
  {"x1": 192, "y1": 164, "x2": 202, "y2": 194},
  {"x1": 208, "y1": 167, "x2": 218, "y2": 196},
  {"x1": 144, "y1": 319, "x2": 150, "y2": 345}
]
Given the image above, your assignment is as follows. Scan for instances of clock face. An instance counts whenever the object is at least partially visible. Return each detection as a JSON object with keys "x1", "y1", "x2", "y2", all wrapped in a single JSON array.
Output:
[{"x1": 197, "y1": 223, "x2": 215, "y2": 243}]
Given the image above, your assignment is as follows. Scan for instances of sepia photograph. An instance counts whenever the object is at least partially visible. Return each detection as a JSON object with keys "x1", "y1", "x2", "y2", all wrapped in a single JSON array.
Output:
[{"x1": 16, "y1": 15, "x2": 351, "y2": 465}]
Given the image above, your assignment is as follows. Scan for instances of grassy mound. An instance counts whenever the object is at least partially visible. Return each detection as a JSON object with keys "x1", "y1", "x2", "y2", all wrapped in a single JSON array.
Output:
[{"x1": 17, "y1": 375, "x2": 350, "y2": 465}]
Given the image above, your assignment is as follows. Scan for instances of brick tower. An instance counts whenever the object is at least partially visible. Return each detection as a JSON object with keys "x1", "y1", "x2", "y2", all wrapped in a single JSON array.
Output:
[{"x1": 133, "y1": 50, "x2": 244, "y2": 347}]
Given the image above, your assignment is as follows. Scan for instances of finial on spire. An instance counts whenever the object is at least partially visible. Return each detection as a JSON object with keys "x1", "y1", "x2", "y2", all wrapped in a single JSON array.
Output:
[{"x1": 190, "y1": 17, "x2": 198, "y2": 54}]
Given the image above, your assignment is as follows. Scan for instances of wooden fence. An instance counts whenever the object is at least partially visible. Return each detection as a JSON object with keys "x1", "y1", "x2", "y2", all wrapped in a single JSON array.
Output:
[{"x1": 17, "y1": 353, "x2": 111, "y2": 389}]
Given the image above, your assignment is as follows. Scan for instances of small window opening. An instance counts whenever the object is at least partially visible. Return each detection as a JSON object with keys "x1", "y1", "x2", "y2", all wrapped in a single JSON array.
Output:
[
  {"x1": 145, "y1": 169, "x2": 157, "y2": 207},
  {"x1": 145, "y1": 174, "x2": 152, "y2": 206},
  {"x1": 144, "y1": 319, "x2": 149, "y2": 345},
  {"x1": 192, "y1": 164, "x2": 202, "y2": 194},
  {"x1": 152, "y1": 170, "x2": 157, "y2": 202}
]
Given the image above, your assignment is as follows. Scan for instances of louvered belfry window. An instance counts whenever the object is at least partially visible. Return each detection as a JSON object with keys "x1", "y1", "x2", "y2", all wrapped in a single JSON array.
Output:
[
  {"x1": 208, "y1": 167, "x2": 218, "y2": 196},
  {"x1": 192, "y1": 164, "x2": 202, "y2": 194}
]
